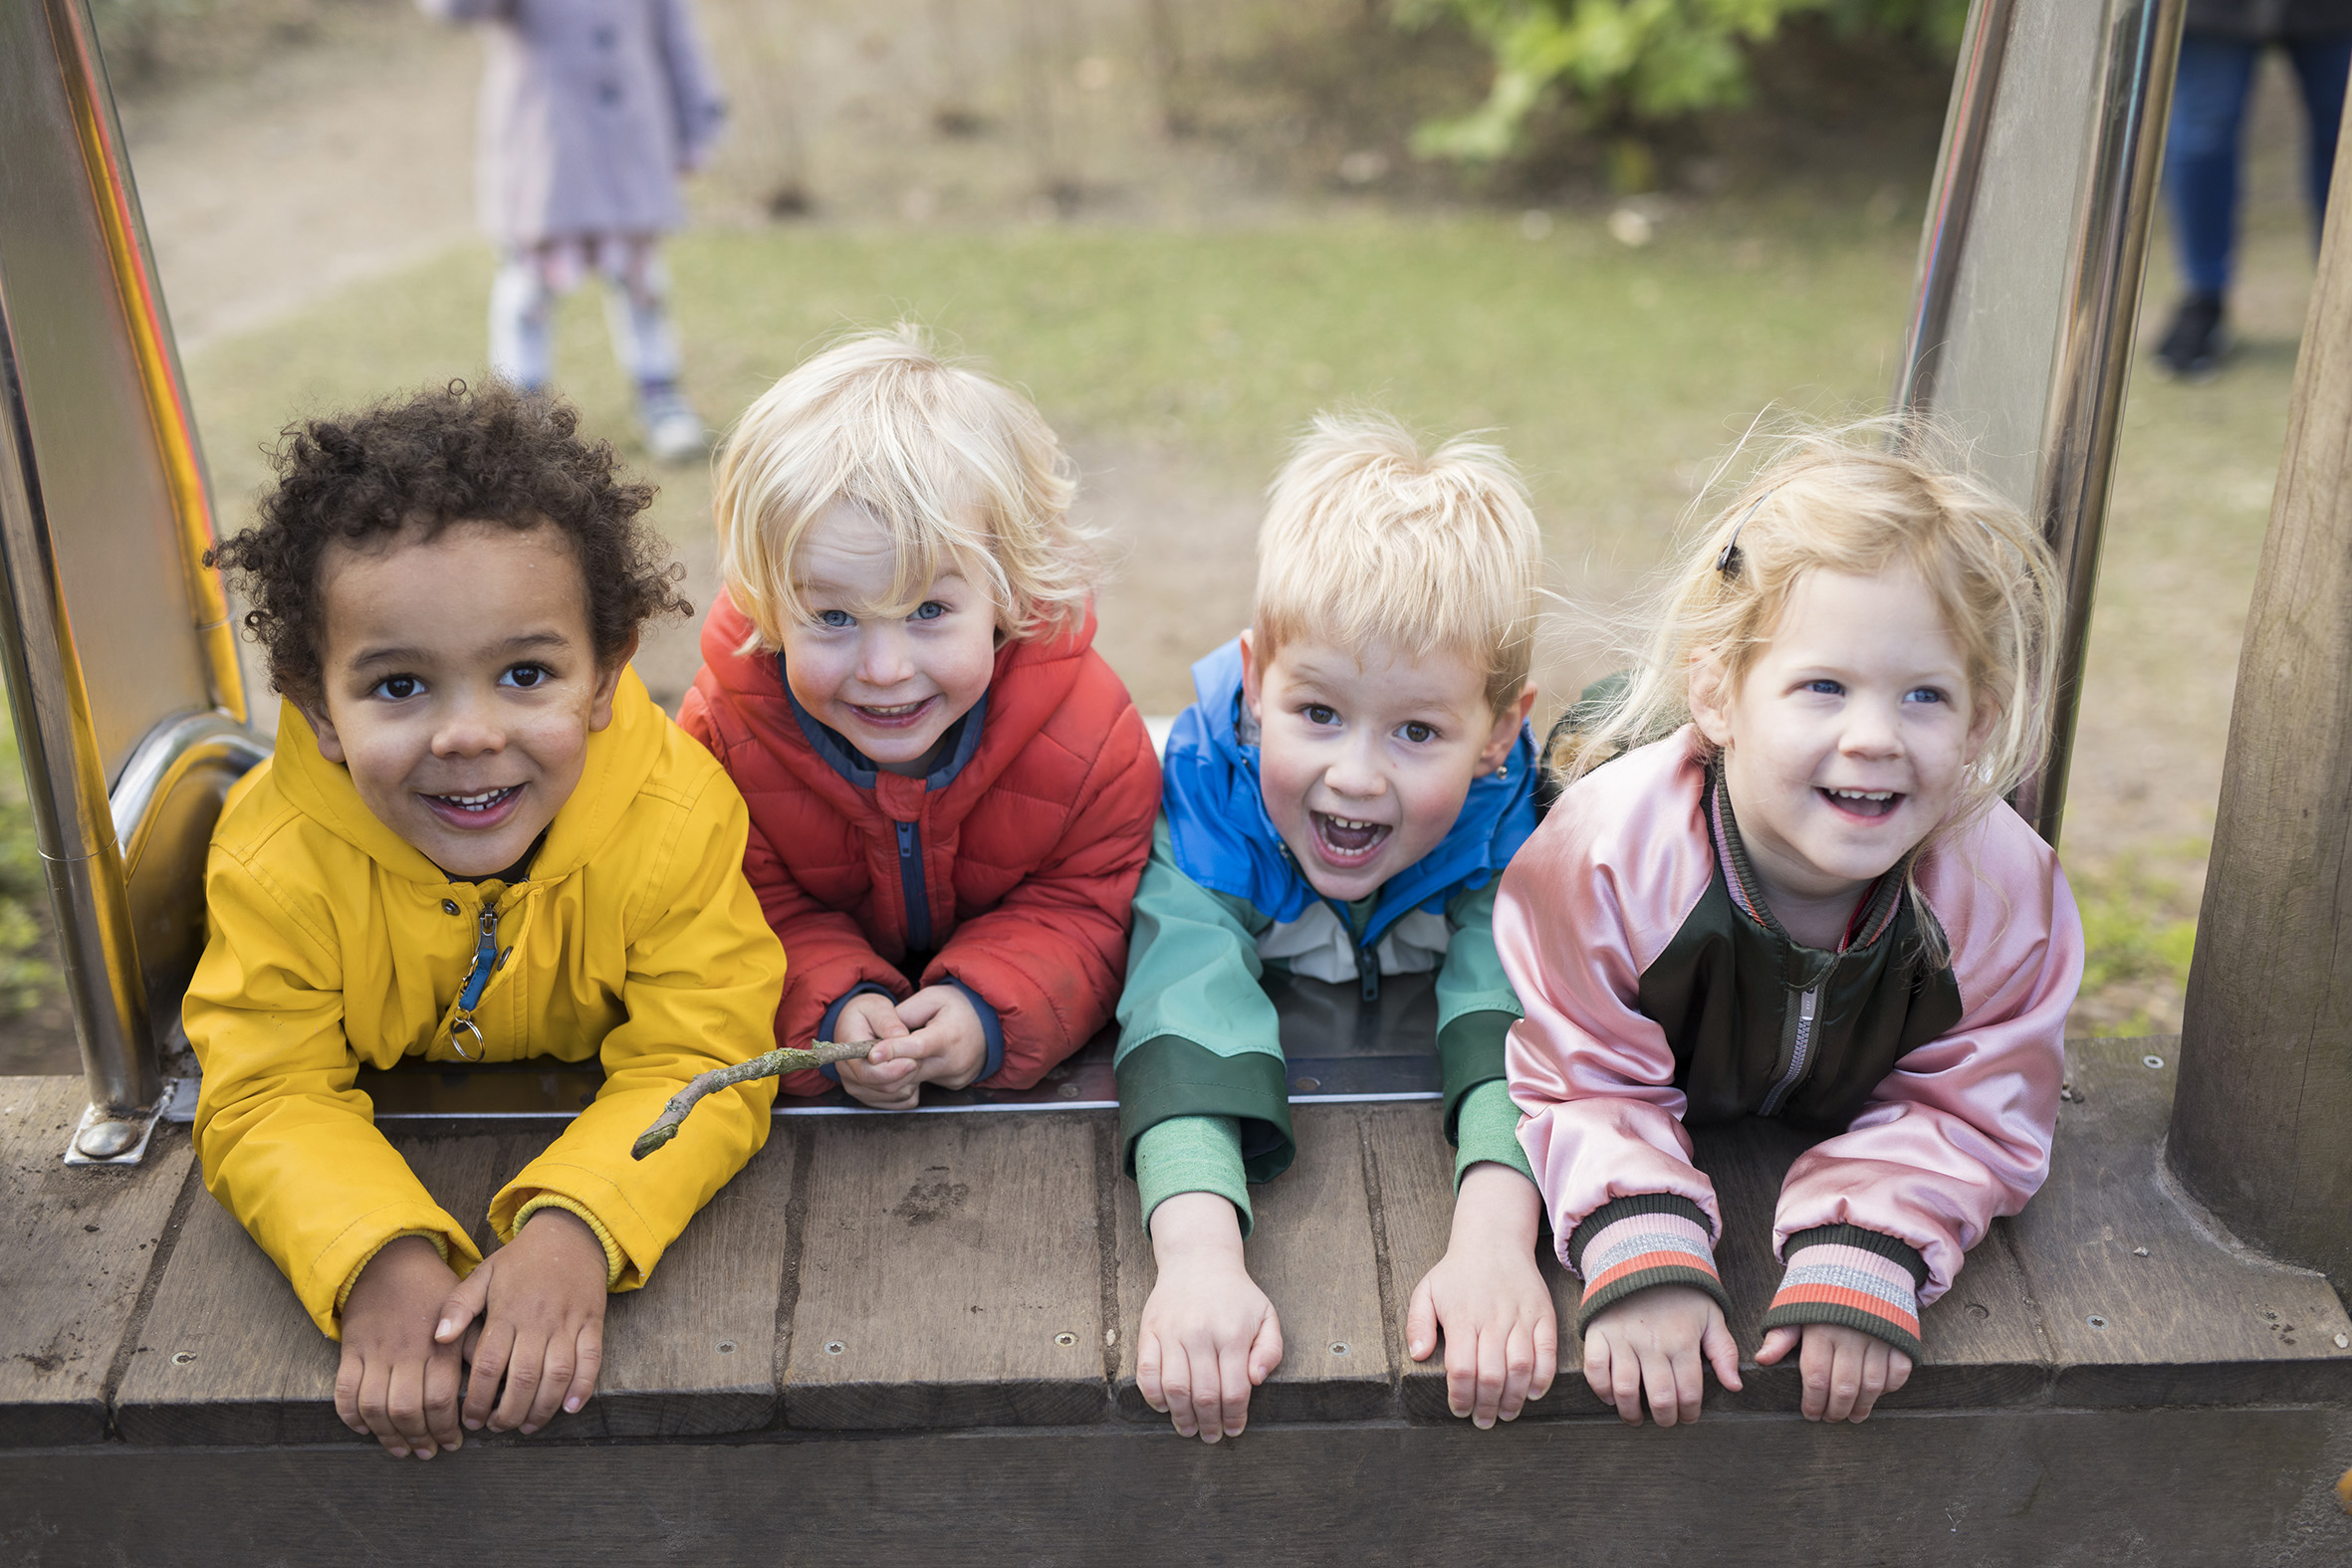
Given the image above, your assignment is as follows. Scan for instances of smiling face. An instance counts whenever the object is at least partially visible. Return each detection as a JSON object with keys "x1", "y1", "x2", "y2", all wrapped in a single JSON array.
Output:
[
  {"x1": 778, "y1": 499, "x2": 1002, "y2": 776},
  {"x1": 1690, "y1": 562, "x2": 1992, "y2": 942},
  {"x1": 1242, "y1": 632, "x2": 1531, "y2": 904},
  {"x1": 302, "y1": 521, "x2": 623, "y2": 878}
]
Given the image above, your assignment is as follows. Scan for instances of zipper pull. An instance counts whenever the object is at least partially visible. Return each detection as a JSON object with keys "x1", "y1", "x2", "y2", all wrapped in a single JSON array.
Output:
[
  {"x1": 1357, "y1": 943, "x2": 1380, "y2": 1003},
  {"x1": 448, "y1": 906, "x2": 500, "y2": 1059}
]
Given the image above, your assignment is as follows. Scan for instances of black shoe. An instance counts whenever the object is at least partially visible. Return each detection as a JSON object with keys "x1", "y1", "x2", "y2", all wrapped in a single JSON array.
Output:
[{"x1": 2156, "y1": 293, "x2": 2227, "y2": 378}]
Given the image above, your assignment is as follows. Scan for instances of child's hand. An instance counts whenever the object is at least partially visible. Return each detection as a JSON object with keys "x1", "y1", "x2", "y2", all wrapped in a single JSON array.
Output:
[
  {"x1": 434, "y1": 1207, "x2": 608, "y2": 1436},
  {"x1": 336, "y1": 1234, "x2": 467, "y2": 1458},
  {"x1": 1404, "y1": 1163, "x2": 1555, "y2": 1428},
  {"x1": 828, "y1": 991, "x2": 911, "y2": 1104},
  {"x1": 1581, "y1": 1283, "x2": 1743, "y2": 1427},
  {"x1": 1136, "y1": 1191, "x2": 1283, "y2": 1444},
  {"x1": 1756, "y1": 1322, "x2": 1912, "y2": 1422},
  {"x1": 836, "y1": 985, "x2": 987, "y2": 1109}
]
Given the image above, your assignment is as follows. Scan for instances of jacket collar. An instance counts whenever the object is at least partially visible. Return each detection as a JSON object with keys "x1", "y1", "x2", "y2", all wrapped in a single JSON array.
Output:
[
  {"x1": 270, "y1": 667, "x2": 668, "y2": 887},
  {"x1": 1703, "y1": 756, "x2": 1907, "y2": 955},
  {"x1": 1161, "y1": 636, "x2": 1539, "y2": 938}
]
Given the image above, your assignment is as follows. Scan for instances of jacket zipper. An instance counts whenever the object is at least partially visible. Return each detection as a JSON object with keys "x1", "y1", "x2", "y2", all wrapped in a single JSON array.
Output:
[
  {"x1": 1759, "y1": 983, "x2": 1820, "y2": 1117},
  {"x1": 896, "y1": 819, "x2": 932, "y2": 951},
  {"x1": 447, "y1": 905, "x2": 500, "y2": 1060},
  {"x1": 1323, "y1": 897, "x2": 1380, "y2": 1002}
]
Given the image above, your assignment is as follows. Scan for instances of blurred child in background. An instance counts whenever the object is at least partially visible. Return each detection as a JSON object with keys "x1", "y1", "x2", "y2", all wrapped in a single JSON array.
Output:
[{"x1": 422, "y1": 0, "x2": 726, "y2": 460}]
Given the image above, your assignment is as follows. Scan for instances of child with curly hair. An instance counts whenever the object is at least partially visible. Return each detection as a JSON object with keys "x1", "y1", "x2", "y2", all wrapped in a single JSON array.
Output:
[
  {"x1": 1501, "y1": 435, "x2": 2084, "y2": 1428},
  {"x1": 679, "y1": 327, "x2": 1160, "y2": 1108},
  {"x1": 190, "y1": 380, "x2": 787, "y2": 1460}
]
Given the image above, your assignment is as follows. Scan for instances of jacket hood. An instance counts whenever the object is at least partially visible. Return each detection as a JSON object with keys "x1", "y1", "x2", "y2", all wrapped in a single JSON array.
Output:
[
  {"x1": 1161, "y1": 636, "x2": 1538, "y2": 936},
  {"x1": 694, "y1": 587, "x2": 1098, "y2": 818},
  {"x1": 270, "y1": 667, "x2": 670, "y2": 885}
]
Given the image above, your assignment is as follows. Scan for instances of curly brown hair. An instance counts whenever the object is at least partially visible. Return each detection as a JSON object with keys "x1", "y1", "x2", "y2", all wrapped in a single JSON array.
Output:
[{"x1": 208, "y1": 380, "x2": 691, "y2": 706}]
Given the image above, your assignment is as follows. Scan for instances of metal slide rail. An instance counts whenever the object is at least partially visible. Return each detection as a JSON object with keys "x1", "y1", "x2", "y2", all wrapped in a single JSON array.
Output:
[
  {"x1": 1896, "y1": 0, "x2": 2187, "y2": 844},
  {"x1": 0, "y1": 0, "x2": 262, "y2": 1161}
]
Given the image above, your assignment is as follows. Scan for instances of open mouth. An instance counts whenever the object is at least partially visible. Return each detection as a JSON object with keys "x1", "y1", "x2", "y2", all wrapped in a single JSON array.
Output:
[
  {"x1": 422, "y1": 784, "x2": 523, "y2": 826},
  {"x1": 1818, "y1": 786, "x2": 1903, "y2": 820},
  {"x1": 1311, "y1": 811, "x2": 1393, "y2": 866}
]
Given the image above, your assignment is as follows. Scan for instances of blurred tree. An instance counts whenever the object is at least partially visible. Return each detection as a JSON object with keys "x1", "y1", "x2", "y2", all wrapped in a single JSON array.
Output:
[{"x1": 1399, "y1": 0, "x2": 1970, "y2": 164}]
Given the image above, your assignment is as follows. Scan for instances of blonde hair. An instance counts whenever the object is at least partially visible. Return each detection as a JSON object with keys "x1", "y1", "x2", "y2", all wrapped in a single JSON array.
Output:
[
  {"x1": 1562, "y1": 428, "x2": 2062, "y2": 912},
  {"x1": 713, "y1": 325, "x2": 1093, "y2": 649},
  {"x1": 1254, "y1": 412, "x2": 1541, "y2": 714}
]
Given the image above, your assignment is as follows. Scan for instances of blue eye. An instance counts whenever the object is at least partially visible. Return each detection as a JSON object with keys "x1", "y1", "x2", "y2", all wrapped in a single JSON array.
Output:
[
  {"x1": 912, "y1": 600, "x2": 949, "y2": 622},
  {"x1": 1400, "y1": 721, "x2": 1437, "y2": 744},
  {"x1": 1802, "y1": 679, "x2": 1844, "y2": 697},
  {"x1": 816, "y1": 608, "x2": 854, "y2": 630},
  {"x1": 501, "y1": 664, "x2": 550, "y2": 690},
  {"x1": 1904, "y1": 686, "x2": 1948, "y2": 706},
  {"x1": 371, "y1": 675, "x2": 422, "y2": 701}
]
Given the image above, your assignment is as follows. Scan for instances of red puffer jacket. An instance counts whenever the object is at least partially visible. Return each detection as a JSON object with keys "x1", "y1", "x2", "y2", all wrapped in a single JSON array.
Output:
[{"x1": 678, "y1": 590, "x2": 1161, "y2": 1094}]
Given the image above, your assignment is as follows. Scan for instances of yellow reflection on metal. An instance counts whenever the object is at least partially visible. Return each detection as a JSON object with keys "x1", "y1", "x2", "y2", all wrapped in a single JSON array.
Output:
[{"x1": 41, "y1": 0, "x2": 246, "y2": 725}]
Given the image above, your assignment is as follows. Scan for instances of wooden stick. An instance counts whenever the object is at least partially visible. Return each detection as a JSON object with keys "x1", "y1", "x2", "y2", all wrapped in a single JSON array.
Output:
[{"x1": 631, "y1": 1039, "x2": 876, "y2": 1160}]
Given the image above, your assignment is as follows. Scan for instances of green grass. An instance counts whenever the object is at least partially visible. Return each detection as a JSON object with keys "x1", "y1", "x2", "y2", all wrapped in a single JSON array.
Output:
[{"x1": 0, "y1": 689, "x2": 57, "y2": 1018}]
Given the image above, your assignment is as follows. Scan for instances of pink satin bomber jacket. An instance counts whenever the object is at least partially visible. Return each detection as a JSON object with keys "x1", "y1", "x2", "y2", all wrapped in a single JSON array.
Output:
[{"x1": 1496, "y1": 729, "x2": 2085, "y2": 1304}]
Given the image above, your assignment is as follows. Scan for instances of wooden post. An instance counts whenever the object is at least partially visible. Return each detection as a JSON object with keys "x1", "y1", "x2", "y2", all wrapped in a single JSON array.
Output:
[{"x1": 2169, "y1": 92, "x2": 2352, "y2": 1295}]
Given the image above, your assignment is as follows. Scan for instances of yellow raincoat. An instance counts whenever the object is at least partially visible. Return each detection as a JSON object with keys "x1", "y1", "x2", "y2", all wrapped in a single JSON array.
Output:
[{"x1": 185, "y1": 671, "x2": 786, "y2": 1337}]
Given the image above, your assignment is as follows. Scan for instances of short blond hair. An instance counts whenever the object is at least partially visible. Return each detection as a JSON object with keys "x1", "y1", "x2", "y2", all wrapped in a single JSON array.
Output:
[
  {"x1": 1253, "y1": 413, "x2": 1541, "y2": 714},
  {"x1": 1563, "y1": 428, "x2": 2062, "y2": 943},
  {"x1": 714, "y1": 325, "x2": 1093, "y2": 649}
]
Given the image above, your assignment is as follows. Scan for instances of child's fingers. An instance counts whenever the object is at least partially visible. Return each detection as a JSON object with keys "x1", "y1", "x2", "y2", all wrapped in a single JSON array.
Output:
[
  {"x1": 1249, "y1": 1304, "x2": 1284, "y2": 1386},
  {"x1": 522, "y1": 1333, "x2": 573, "y2": 1434},
  {"x1": 1403, "y1": 1275, "x2": 1439, "y2": 1365},
  {"x1": 562, "y1": 1321, "x2": 603, "y2": 1416},
  {"x1": 1135, "y1": 1329, "x2": 1168, "y2": 1415},
  {"x1": 385, "y1": 1360, "x2": 437, "y2": 1458},
  {"x1": 1215, "y1": 1341, "x2": 1255, "y2": 1440},
  {"x1": 435, "y1": 1267, "x2": 492, "y2": 1346},
  {"x1": 1754, "y1": 1324, "x2": 1799, "y2": 1366},
  {"x1": 1607, "y1": 1343, "x2": 1647, "y2": 1426},
  {"x1": 1443, "y1": 1325, "x2": 1478, "y2": 1421},
  {"x1": 355, "y1": 1357, "x2": 406, "y2": 1455},
  {"x1": 1473, "y1": 1325, "x2": 1512, "y2": 1428},
  {"x1": 1531, "y1": 1307, "x2": 1559, "y2": 1402},
  {"x1": 335, "y1": 1347, "x2": 368, "y2": 1436},
  {"x1": 1583, "y1": 1333, "x2": 1625, "y2": 1422},
  {"x1": 491, "y1": 1337, "x2": 548, "y2": 1434},
  {"x1": 1885, "y1": 1347, "x2": 1914, "y2": 1395},
  {"x1": 1797, "y1": 1330, "x2": 1835, "y2": 1422},
  {"x1": 1847, "y1": 1338, "x2": 1891, "y2": 1424},
  {"x1": 1822, "y1": 1333, "x2": 1867, "y2": 1423},
  {"x1": 423, "y1": 1342, "x2": 465, "y2": 1454},
  {"x1": 1702, "y1": 1310, "x2": 1744, "y2": 1393},
  {"x1": 1161, "y1": 1342, "x2": 1202, "y2": 1439},
  {"x1": 462, "y1": 1320, "x2": 516, "y2": 1432},
  {"x1": 1496, "y1": 1319, "x2": 1536, "y2": 1423}
]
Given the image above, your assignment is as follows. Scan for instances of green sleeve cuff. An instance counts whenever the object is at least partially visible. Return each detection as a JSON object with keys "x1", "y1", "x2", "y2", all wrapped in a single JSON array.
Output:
[
  {"x1": 1438, "y1": 1008, "x2": 1515, "y2": 1141},
  {"x1": 1115, "y1": 1033, "x2": 1295, "y2": 1188},
  {"x1": 1134, "y1": 1115, "x2": 1255, "y2": 1237},
  {"x1": 1451, "y1": 1077, "x2": 1533, "y2": 1187}
]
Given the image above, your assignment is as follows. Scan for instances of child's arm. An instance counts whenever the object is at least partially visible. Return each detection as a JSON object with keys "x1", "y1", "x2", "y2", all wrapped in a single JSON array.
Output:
[
  {"x1": 918, "y1": 696, "x2": 1161, "y2": 1090},
  {"x1": 1115, "y1": 818, "x2": 1293, "y2": 1442},
  {"x1": 1762, "y1": 821, "x2": 2082, "y2": 1404},
  {"x1": 650, "y1": 0, "x2": 727, "y2": 171},
  {"x1": 1404, "y1": 879, "x2": 1556, "y2": 1425},
  {"x1": 487, "y1": 776, "x2": 787, "y2": 1302}
]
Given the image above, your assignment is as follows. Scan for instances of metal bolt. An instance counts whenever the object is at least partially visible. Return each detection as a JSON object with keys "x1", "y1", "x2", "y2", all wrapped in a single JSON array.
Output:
[
  {"x1": 2335, "y1": 1333, "x2": 2349, "y2": 1350},
  {"x1": 823, "y1": 1340, "x2": 845, "y2": 1355},
  {"x1": 2142, "y1": 1054, "x2": 2165, "y2": 1070},
  {"x1": 1054, "y1": 1332, "x2": 1077, "y2": 1347},
  {"x1": 2086, "y1": 1315, "x2": 2108, "y2": 1330},
  {"x1": 170, "y1": 1351, "x2": 195, "y2": 1365},
  {"x1": 2132, "y1": 1246, "x2": 2149, "y2": 1257},
  {"x1": 1329, "y1": 1341, "x2": 1350, "y2": 1356},
  {"x1": 1294, "y1": 1076, "x2": 1320, "y2": 1093},
  {"x1": 716, "y1": 1341, "x2": 737, "y2": 1355}
]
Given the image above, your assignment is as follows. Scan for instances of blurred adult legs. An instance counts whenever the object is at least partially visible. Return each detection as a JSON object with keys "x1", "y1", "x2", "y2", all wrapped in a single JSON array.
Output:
[{"x1": 485, "y1": 236, "x2": 707, "y2": 460}]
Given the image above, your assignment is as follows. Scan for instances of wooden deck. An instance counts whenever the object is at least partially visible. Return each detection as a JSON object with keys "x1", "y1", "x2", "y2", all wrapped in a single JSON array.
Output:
[{"x1": 3, "y1": 1033, "x2": 2351, "y2": 1565}]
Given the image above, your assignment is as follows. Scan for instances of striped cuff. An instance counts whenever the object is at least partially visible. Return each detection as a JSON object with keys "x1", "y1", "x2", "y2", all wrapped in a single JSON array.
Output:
[
  {"x1": 1760, "y1": 1225, "x2": 1927, "y2": 1361},
  {"x1": 1565, "y1": 1194, "x2": 1729, "y2": 1334},
  {"x1": 513, "y1": 1195, "x2": 628, "y2": 1288}
]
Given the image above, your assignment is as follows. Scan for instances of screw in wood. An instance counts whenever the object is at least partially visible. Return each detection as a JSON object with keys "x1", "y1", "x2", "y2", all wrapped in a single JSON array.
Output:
[
  {"x1": 2142, "y1": 1054, "x2": 2165, "y2": 1070},
  {"x1": 2132, "y1": 1246, "x2": 2149, "y2": 1256},
  {"x1": 717, "y1": 1341, "x2": 737, "y2": 1354},
  {"x1": 1055, "y1": 1332, "x2": 1077, "y2": 1347},
  {"x1": 2335, "y1": 1333, "x2": 2349, "y2": 1349},
  {"x1": 2086, "y1": 1315, "x2": 2108, "y2": 1329},
  {"x1": 824, "y1": 1340, "x2": 845, "y2": 1355},
  {"x1": 1294, "y1": 1077, "x2": 1320, "y2": 1093},
  {"x1": 170, "y1": 1351, "x2": 195, "y2": 1365},
  {"x1": 1329, "y1": 1342, "x2": 1349, "y2": 1356}
]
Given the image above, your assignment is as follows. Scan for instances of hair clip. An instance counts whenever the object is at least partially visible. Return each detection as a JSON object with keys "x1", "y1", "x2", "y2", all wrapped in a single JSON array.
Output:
[{"x1": 1715, "y1": 490, "x2": 1774, "y2": 579}]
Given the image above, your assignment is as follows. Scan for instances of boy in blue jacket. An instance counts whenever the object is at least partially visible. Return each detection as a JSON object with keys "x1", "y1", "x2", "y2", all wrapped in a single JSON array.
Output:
[{"x1": 1116, "y1": 414, "x2": 1548, "y2": 1442}]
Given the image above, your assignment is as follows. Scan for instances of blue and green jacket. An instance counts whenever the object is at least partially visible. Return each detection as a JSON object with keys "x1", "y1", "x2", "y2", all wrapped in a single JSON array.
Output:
[{"x1": 1113, "y1": 639, "x2": 1539, "y2": 1231}]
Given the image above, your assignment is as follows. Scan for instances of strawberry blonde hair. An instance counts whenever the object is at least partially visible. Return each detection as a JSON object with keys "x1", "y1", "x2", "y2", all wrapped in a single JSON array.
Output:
[
  {"x1": 1560, "y1": 428, "x2": 2061, "y2": 892},
  {"x1": 714, "y1": 325, "x2": 1095, "y2": 649}
]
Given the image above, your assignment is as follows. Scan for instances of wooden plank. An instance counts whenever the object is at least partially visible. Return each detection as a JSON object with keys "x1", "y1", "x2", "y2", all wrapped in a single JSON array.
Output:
[
  {"x1": 1360, "y1": 1102, "x2": 1598, "y2": 1423},
  {"x1": 783, "y1": 1113, "x2": 1104, "y2": 1429},
  {"x1": 0, "y1": 1076, "x2": 194, "y2": 1447},
  {"x1": 1112, "y1": 1103, "x2": 1392, "y2": 1424},
  {"x1": 5, "y1": 1406, "x2": 2349, "y2": 1567},
  {"x1": 2015, "y1": 1035, "x2": 2352, "y2": 1407},
  {"x1": 1693, "y1": 1117, "x2": 2051, "y2": 1414},
  {"x1": 117, "y1": 1123, "x2": 794, "y2": 1444}
]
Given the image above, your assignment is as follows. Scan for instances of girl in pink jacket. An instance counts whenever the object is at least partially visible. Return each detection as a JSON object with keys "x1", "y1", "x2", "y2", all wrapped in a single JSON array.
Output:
[{"x1": 1497, "y1": 436, "x2": 2084, "y2": 1427}]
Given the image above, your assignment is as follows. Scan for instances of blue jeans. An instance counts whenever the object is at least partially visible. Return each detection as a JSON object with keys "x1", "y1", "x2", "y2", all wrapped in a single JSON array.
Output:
[{"x1": 2164, "y1": 31, "x2": 2352, "y2": 297}]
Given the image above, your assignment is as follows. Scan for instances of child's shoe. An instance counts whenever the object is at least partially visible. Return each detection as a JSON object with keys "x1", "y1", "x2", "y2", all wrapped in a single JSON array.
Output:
[
  {"x1": 639, "y1": 384, "x2": 709, "y2": 463},
  {"x1": 2154, "y1": 293, "x2": 2227, "y2": 380}
]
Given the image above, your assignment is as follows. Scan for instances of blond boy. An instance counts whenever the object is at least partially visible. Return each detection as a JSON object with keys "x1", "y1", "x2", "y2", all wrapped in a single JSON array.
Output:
[{"x1": 1115, "y1": 414, "x2": 1552, "y2": 1441}]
